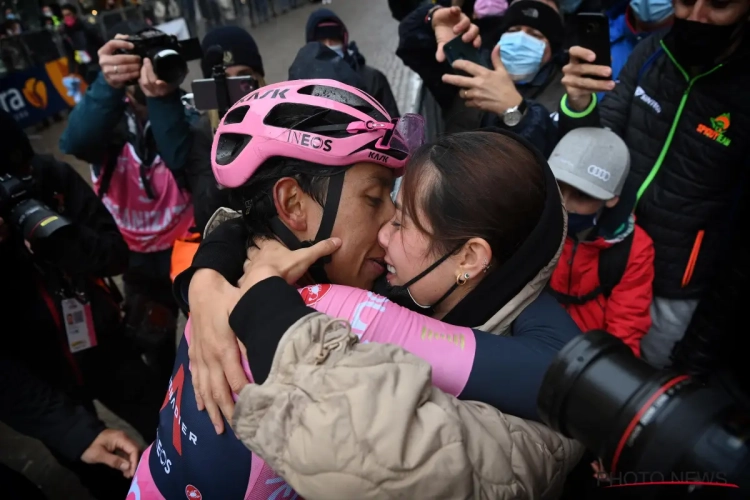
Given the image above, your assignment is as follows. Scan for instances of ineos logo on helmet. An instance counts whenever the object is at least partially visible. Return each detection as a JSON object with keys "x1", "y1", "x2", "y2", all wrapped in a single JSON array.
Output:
[
  {"x1": 587, "y1": 165, "x2": 610, "y2": 181},
  {"x1": 286, "y1": 130, "x2": 333, "y2": 152}
]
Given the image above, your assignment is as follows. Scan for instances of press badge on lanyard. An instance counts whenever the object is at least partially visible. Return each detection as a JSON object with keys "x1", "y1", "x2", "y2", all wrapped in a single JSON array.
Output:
[{"x1": 61, "y1": 295, "x2": 97, "y2": 352}]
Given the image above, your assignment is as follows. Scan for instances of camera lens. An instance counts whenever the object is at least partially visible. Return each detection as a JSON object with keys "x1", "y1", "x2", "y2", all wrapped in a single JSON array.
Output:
[
  {"x1": 538, "y1": 331, "x2": 750, "y2": 495},
  {"x1": 10, "y1": 198, "x2": 72, "y2": 241},
  {"x1": 150, "y1": 48, "x2": 188, "y2": 87}
]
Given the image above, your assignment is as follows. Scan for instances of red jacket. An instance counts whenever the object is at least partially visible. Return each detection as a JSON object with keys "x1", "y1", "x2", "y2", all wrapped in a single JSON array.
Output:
[{"x1": 550, "y1": 221, "x2": 655, "y2": 356}]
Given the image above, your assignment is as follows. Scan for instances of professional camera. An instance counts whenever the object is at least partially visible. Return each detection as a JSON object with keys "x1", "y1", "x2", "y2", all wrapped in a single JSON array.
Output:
[
  {"x1": 116, "y1": 28, "x2": 201, "y2": 87},
  {"x1": 0, "y1": 173, "x2": 71, "y2": 242},
  {"x1": 538, "y1": 330, "x2": 750, "y2": 499}
]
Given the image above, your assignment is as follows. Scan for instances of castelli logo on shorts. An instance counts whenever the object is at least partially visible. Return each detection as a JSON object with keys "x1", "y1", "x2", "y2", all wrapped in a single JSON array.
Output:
[
  {"x1": 185, "y1": 484, "x2": 202, "y2": 499},
  {"x1": 299, "y1": 284, "x2": 332, "y2": 305}
]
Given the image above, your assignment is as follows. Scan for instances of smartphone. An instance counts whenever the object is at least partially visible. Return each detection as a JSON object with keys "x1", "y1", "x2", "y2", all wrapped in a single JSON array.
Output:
[
  {"x1": 574, "y1": 13, "x2": 612, "y2": 79},
  {"x1": 443, "y1": 34, "x2": 483, "y2": 68},
  {"x1": 191, "y1": 76, "x2": 258, "y2": 111}
]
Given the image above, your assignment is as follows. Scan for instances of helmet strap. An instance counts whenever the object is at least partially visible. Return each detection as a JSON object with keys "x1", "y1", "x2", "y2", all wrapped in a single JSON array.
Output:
[{"x1": 268, "y1": 171, "x2": 346, "y2": 283}]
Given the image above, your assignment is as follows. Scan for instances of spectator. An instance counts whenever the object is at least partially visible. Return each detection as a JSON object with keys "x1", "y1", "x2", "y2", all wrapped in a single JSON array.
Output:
[
  {"x1": 558, "y1": 0, "x2": 750, "y2": 368},
  {"x1": 398, "y1": 2, "x2": 564, "y2": 155},
  {"x1": 60, "y1": 28, "x2": 199, "y2": 379},
  {"x1": 608, "y1": 0, "x2": 674, "y2": 82},
  {"x1": 306, "y1": 8, "x2": 400, "y2": 117},
  {"x1": 186, "y1": 26, "x2": 265, "y2": 237},
  {"x1": 547, "y1": 127, "x2": 654, "y2": 356},
  {"x1": 0, "y1": 108, "x2": 163, "y2": 499},
  {"x1": 0, "y1": 358, "x2": 140, "y2": 498},
  {"x1": 60, "y1": 3, "x2": 103, "y2": 84}
]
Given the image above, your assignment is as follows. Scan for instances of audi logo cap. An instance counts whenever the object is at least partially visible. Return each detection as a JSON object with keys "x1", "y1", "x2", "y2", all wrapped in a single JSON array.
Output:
[{"x1": 548, "y1": 127, "x2": 630, "y2": 200}]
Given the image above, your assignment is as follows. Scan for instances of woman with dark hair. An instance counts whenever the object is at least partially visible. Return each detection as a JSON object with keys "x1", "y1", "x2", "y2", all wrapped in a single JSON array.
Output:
[{"x1": 171, "y1": 120, "x2": 583, "y2": 498}]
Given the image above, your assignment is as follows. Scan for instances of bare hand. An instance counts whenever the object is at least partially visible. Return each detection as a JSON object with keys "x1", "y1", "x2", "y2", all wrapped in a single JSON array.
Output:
[
  {"x1": 139, "y1": 58, "x2": 176, "y2": 98},
  {"x1": 432, "y1": 6, "x2": 482, "y2": 63},
  {"x1": 80, "y1": 429, "x2": 140, "y2": 478},
  {"x1": 97, "y1": 35, "x2": 141, "y2": 89},
  {"x1": 238, "y1": 237, "x2": 342, "y2": 293},
  {"x1": 443, "y1": 45, "x2": 523, "y2": 116},
  {"x1": 561, "y1": 46, "x2": 615, "y2": 111},
  {"x1": 187, "y1": 269, "x2": 247, "y2": 434}
]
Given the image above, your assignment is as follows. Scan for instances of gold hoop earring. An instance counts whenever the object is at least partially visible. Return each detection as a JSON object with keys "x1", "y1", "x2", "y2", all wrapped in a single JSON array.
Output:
[{"x1": 456, "y1": 272, "x2": 470, "y2": 286}]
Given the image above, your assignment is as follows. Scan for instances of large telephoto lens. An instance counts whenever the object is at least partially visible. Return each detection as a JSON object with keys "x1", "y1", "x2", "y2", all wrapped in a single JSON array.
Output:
[
  {"x1": 150, "y1": 48, "x2": 188, "y2": 87},
  {"x1": 538, "y1": 331, "x2": 750, "y2": 498}
]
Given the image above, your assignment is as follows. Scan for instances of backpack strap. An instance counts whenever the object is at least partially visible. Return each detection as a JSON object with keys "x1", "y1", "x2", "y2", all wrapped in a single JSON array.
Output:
[
  {"x1": 547, "y1": 231, "x2": 634, "y2": 306},
  {"x1": 597, "y1": 231, "x2": 635, "y2": 299}
]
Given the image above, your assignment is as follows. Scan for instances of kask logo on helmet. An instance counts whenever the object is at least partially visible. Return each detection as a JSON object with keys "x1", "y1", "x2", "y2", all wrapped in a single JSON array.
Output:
[
  {"x1": 238, "y1": 87, "x2": 289, "y2": 103},
  {"x1": 286, "y1": 130, "x2": 333, "y2": 151}
]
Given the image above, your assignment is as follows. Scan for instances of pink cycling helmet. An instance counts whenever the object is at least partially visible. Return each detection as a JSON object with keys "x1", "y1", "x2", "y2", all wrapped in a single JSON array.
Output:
[{"x1": 212, "y1": 78, "x2": 424, "y2": 188}]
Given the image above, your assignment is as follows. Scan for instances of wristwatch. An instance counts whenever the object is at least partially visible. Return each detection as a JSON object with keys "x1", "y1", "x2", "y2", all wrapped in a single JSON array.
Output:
[
  {"x1": 502, "y1": 99, "x2": 528, "y2": 127},
  {"x1": 424, "y1": 6, "x2": 443, "y2": 27}
]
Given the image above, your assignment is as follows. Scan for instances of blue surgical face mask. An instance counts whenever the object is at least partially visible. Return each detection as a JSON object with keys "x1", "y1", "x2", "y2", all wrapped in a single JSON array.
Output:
[
  {"x1": 630, "y1": 0, "x2": 674, "y2": 24},
  {"x1": 558, "y1": 0, "x2": 583, "y2": 14},
  {"x1": 327, "y1": 44, "x2": 345, "y2": 59},
  {"x1": 567, "y1": 211, "x2": 598, "y2": 236},
  {"x1": 499, "y1": 31, "x2": 546, "y2": 83}
]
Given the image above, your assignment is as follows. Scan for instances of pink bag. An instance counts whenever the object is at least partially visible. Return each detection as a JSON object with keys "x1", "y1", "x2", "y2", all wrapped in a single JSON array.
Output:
[{"x1": 474, "y1": 0, "x2": 508, "y2": 18}]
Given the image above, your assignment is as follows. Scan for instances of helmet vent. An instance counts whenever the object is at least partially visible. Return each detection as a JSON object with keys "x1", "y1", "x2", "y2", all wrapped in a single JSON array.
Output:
[
  {"x1": 215, "y1": 133, "x2": 252, "y2": 166},
  {"x1": 297, "y1": 85, "x2": 387, "y2": 121},
  {"x1": 224, "y1": 106, "x2": 250, "y2": 125}
]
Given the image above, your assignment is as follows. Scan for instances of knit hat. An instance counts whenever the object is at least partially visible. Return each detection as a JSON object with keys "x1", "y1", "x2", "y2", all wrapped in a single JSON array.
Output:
[
  {"x1": 0, "y1": 109, "x2": 34, "y2": 175},
  {"x1": 305, "y1": 8, "x2": 349, "y2": 46},
  {"x1": 200, "y1": 26, "x2": 264, "y2": 78},
  {"x1": 500, "y1": 0, "x2": 564, "y2": 54}
]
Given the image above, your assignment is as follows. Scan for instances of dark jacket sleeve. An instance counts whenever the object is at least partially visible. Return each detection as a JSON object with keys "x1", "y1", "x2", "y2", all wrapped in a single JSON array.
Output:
[
  {"x1": 483, "y1": 100, "x2": 558, "y2": 157},
  {"x1": 33, "y1": 156, "x2": 129, "y2": 277},
  {"x1": 228, "y1": 282, "x2": 581, "y2": 422},
  {"x1": 59, "y1": 72, "x2": 126, "y2": 165},
  {"x1": 396, "y1": 3, "x2": 459, "y2": 110},
  {"x1": 184, "y1": 116, "x2": 230, "y2": 234},
  {"x1": 173, "y1": 217, "x2": 248, "y2": 313},
  {"x1": 229, "y1": 277, "x2": 314, "y2": 384},
  {"x1": 0, "y1": 358, "x2": 105, "y2": 462},
  {"x1": 146, "y1": 92, "x2": 200, "y2": 173},
  {"x1": 362, "y1": 66, "x2": 401, "y2": 117},
  {"x1": 460, "y1": 292, "x2": 582, "y2": 421}
]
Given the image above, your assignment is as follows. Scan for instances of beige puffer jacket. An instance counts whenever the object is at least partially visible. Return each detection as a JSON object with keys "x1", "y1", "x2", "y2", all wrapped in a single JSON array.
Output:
[{"x1": 231, "y1": 202, "x2": 585, "y2": 499}]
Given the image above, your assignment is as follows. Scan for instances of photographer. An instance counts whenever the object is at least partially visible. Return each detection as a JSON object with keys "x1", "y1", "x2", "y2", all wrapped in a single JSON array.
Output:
[
  {"x1": 60, "y1": 25, "x2": 199, "y2": 379},
  {"x1": 1, "y1": 109, "x2": 164, "y2": 499}
]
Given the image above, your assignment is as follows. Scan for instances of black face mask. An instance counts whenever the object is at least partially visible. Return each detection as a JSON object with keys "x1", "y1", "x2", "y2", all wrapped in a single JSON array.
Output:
[
  {"x1": 371, "y1": 244, "x2": 463, "y2": 315},
  {"x1": 669, "y1": 17, "x2": 746, "y2": 67}
]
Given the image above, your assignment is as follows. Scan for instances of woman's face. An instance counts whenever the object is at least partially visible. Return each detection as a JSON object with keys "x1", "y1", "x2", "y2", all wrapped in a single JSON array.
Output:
[{"x1": 378, "y1": 189, "x2": 461, "y2": 307}]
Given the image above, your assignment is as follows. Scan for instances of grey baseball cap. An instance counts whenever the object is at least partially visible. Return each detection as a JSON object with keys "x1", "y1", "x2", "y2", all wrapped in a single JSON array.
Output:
[{"x1": 548, "y1": 127, "x2": 630, "y2": 200}]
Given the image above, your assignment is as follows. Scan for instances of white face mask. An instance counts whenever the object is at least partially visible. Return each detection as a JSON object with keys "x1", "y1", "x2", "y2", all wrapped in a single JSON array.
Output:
[{"x1": 327, "y1": 44, "x2": 345, "y2": 58}]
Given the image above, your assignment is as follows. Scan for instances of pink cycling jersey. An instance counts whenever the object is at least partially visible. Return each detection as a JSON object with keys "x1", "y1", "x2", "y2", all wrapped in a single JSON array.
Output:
[{"x1": 129, "y1": 284, "x2": 476, "y2": 499}]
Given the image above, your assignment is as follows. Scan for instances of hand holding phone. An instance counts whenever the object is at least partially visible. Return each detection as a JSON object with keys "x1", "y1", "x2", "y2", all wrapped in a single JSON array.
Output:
[
  {"x1": 573, "y1": 13, "x2": 612, "y2": 79},
  {"x1": 561, "y1": 13, "x2": 616, "y2": 111}
]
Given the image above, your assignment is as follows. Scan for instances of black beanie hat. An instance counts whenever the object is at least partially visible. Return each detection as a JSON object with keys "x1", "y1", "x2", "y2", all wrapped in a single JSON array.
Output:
[
  {"x1": 200, "y1": 26, "x2": 264, "y2": 78},
  {"x1": 500, "y1": 0, "x2": 564, "y2": 54},
  {"x1": 0, "y1": 109, "x2": 34, "y2": 176}
]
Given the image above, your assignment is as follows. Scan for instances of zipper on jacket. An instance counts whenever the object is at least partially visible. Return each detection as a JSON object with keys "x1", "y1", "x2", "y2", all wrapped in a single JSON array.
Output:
[
  {"x1": 634, "y1": 42, "x2": 724, "y2": 208},
  {"x1": 681, "y1": 230, "x2": 705, "y2": 288}
]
